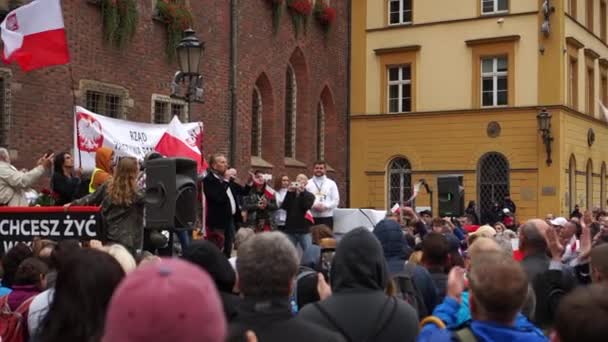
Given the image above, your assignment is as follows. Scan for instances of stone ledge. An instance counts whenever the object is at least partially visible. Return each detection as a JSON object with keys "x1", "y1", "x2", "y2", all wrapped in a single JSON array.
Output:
[
  {"x1": 251, "y1": 156, "x2": 274, "y2": 169},
  {"x1": 284, "y1": 157, "x2": 307, "y2": 168}
]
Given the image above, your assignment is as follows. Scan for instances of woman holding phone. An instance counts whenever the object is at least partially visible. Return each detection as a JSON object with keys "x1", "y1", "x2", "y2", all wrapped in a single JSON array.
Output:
[{"x1": 281, "y1": 174, "x2": 315, "y2": 252}]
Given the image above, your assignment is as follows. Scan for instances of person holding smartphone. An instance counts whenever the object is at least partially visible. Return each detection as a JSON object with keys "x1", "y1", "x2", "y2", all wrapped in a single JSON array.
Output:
[
  {"x1": 282, "y1": 174, "x2": 315, "y2": 252},
  {"x1": 0, "y1": 147, "x2": 53, "y2": 206}
]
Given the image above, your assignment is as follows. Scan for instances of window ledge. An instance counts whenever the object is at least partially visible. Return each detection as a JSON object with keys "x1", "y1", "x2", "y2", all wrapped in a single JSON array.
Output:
[
  {"x1": 86, "y1": 0, "x2": 101, "y2": 6},
  {"x1": 387, "y1": 22, "x2": 413, "y2": 28},
  {"x1": 480, "y1": 11, "x2": 510, "y2": 17},
  {"x1": 284, "y1": 157, "x2": 307, "y2": 168},
  {"x1": 251, "y1": 156, "x2": 274, "y2": 169}
]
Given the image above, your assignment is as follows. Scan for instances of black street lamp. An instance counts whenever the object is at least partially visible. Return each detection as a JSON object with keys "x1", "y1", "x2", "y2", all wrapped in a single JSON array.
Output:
[
  {"x1": 171, "y1": 28, "x2": 204, "y2": 114},
  {"x1": 537, "y1": 108, "x2": 553, "y2": 166}
]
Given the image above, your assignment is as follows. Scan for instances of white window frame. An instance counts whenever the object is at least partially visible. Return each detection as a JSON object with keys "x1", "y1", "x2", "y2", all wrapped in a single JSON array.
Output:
[
  {"x1": 481, "y1": 56, "x2": 508, "y2": 108},
  {"x1": 151, "y1": 94, "x2": 189, "y2": 123},
  {"x1": 481, "y1": 0, "x2": 508, "y2": 15},
  {"x1": 387, "y1": 65, "x2": 412, "y2": 114},
  {"x1": 388, "y1": 0, "x2": 412, "y2": 26}
]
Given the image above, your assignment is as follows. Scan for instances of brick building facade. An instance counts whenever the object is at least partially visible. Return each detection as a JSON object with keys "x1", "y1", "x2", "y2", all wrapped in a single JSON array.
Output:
[{"x1": 0, "y1": 0, "x2": 348, "y2": 201}]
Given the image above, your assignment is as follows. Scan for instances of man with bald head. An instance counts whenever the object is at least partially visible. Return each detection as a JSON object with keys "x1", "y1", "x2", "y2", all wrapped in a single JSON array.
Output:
[{"x1": 519, "y1": 219, "x2": 551, "y2": 283}]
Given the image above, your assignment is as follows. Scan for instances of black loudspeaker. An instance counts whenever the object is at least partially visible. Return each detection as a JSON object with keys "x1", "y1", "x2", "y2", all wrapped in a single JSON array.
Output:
[
  {"x1": 438, "y1": 176, "x2": 464, "y2": 217},
  {"x1": 145, "y1": 157, "x2": 197, "y2": 230}
]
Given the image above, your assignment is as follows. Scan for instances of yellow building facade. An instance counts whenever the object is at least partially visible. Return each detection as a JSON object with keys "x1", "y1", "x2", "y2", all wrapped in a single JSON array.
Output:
[{"x1": 351, "y1": 0, "x2": 608, "y2": 222}]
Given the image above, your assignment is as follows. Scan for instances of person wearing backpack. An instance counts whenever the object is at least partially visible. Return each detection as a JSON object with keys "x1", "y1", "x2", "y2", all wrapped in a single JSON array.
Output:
[
  {"x1": 298, "y1": 228, "x2": 419, "y2": 342},
  {"x1": 0, "y1": 257, "x2": 48, "y2": 342},
  {"x1": 417, "y1": 252, "x2": 547, "y2": 342},
  {"x1": 373, "y1": 219, "x2": 438, "y2": 317}
]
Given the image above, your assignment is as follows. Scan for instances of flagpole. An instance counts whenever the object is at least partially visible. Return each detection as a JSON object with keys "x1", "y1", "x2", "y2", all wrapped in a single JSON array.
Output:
[{"x1": 67, "y1": 63, "x2": 82, "y2": 168}]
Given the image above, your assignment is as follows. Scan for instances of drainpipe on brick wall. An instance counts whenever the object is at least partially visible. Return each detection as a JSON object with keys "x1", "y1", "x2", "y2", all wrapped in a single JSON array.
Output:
[
  {"x1": 229, "y1": 0, "x2": 238, "y2": 166},
  {"x1": 345, "y1": 0, "x2": 352, "y2": 208}
]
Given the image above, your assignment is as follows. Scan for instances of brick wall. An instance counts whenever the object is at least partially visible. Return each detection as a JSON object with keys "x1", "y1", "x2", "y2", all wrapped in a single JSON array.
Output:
[
  {"x1": 235, "y1": 1, "x2": 349, "y2": 203},
  {"x1": 2, "y1": 0, "x2": 348, "y2": 204}
]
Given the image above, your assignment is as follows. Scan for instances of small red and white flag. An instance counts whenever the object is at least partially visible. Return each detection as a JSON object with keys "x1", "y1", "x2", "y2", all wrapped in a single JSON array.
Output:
[
  {"x1": 264, "y1": 185, "x2": 276, "y2": 200},
  {"x1": 391, "y1": 203, "x2": 401, "y2": 214},
  {"x1": 1, "y1": 0, "x2": 69, "y2": 71},
  {"x1": 305, "y1": 210, "x2": 315, "y2": 224},
  {"x1": 155, "y1": 116, "x2": 204, "y2": 173}
]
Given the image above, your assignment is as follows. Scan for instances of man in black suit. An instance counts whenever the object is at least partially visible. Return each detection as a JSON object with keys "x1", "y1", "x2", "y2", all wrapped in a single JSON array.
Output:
[{"x1": 203, "y1": 153, "x2": 239, "y2": 257}]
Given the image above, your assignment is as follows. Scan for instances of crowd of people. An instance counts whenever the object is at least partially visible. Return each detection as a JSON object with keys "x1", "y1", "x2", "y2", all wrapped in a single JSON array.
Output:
[{"x1": 1, "y1": 146, "x2": 608, "y2": 341}]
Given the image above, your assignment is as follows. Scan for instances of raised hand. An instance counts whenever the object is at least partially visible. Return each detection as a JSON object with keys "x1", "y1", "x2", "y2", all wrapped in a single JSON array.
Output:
[{"x1": 546, "y1": 227, "x2": 564, "y2": 261}]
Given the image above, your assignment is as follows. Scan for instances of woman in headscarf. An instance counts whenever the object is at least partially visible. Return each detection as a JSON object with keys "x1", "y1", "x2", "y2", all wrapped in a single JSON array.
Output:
[{"x1": 89, "y1": 147, "x2": 114, "y2": 193}]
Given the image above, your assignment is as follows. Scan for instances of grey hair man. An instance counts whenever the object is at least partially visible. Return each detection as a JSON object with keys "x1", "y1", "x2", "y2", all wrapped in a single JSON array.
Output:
[
  {"x1": 229, "y1": 232, "x2": 342, "y2": 342},
  {"x1": 0, "y1": 148, "x2": 54, "y2": 206}
]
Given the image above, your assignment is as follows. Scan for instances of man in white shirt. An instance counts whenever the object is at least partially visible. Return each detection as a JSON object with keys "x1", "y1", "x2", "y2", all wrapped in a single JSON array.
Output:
[
  {"x1": 0, "y1": 147, "x2": 53, "y2": 206},
  {"x1": 306, "y1": 160, "x2": 339, "y2": 229},
  {"x1": 560, "y1": 220, "x2": 581, "y2": 266}
]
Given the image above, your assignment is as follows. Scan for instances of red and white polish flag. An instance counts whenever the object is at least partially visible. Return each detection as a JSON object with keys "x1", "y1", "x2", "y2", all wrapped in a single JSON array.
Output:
[
  {"x1": 391, "y1": 203, "x2": 401, "y2": 214},
  {"x1": 305, "y1": 210, "x2": 315, "y2": 224},
  {"x1": 0, "y1": 0, "x2": 70, "y2": 71},
  {"x1": 155, "y1": 116, "x2": 204, "y2": 173},
  {"x1": 264, "y1": 185, "x2": 276, "y2": 200}
]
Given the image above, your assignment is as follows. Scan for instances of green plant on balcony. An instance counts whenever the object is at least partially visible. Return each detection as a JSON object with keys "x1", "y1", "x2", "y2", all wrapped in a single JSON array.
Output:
[{"x1": 156, "y1": 0, "x2": 193, "y2": 61}]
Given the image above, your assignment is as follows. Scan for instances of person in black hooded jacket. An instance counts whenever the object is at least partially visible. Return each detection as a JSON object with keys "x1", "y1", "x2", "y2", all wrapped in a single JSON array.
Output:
[
  {"x1": 182, "y1": 240, "x2": 241, "y2": 322},
  {"x1": 298, "y1": 227, "x2": 419, "y2": 342}
]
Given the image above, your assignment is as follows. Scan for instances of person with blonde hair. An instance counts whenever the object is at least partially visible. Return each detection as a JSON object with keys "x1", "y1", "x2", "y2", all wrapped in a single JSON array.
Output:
[
  {"x1": 103, "y1": 244, "x2": 137, "y2": 273},
  {"x1": 68, "y1": 157, "x2": 144, "y2": 253}
]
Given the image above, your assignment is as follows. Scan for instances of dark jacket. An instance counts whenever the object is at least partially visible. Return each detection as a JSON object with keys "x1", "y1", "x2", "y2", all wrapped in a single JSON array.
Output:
[
  {"x1": 203, "y1": 171, "x2": 235, "y2": 232},
  {"x1": 521, "y1": 253, "x2": 550, "y2": 285},
  {"x1": 242, "y1": 185, "x2": 278, "y2": 231},
  {"x1": 372, "y1": 220, "x2": 439, "y2": 312},
  {"x1": 464, "y1": 207, "x2": 479, "y2": 225},
  {"x1": 298, "y1": 228, "x2": 419, "y2": 342},
  {"x1": 281, "y1": 190, "x2": 315, "y2": 234},
  {"x1": 229, "y1": 298, "x2": 343, "y2": 342},
  {"x1": 51, "y1": 173, "x2": 81, "y2": 205},
  {"x1": 72, "y1": 183, "x2": 144, "y2": 252},
  {"x1": 182, "y1": 240, "x2": 241, "y2": 322}
]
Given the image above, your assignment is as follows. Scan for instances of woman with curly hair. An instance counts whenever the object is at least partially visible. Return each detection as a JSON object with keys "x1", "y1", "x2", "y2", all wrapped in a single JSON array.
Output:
[{"x1": 67, "y1": 157, "x2": 144, "y2": 253}]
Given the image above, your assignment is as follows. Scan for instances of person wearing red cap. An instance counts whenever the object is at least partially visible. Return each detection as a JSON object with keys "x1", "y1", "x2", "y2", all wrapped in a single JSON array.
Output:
[{"x1": 102, "y1": 258, "x2": 226, "y2": 342}]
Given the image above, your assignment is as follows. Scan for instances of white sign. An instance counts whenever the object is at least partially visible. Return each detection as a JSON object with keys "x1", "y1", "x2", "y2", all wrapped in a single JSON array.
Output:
[
  {"x1": 73, "y1": 106, "x2": 203, "y2": 172},
  {"x1": 333, "y1": 208, "x2": 388, "y2": 237}
]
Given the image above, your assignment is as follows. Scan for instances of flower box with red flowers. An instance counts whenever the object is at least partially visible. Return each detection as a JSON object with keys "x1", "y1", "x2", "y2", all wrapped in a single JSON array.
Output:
[
  {"x1": 316, "y1": 5, "x2": 336, "y2": 26},
  {"x1": 288, "y1": 0, "x2": 312, "y2": 16}
]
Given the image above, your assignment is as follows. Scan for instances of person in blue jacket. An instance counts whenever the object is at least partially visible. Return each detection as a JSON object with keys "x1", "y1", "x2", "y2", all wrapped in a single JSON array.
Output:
[{"x1": 418, "y1": 251, "x2": 548, "y2": 342}]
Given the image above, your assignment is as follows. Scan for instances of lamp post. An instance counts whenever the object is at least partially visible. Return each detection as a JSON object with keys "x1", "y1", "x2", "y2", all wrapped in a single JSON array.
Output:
[
  {"x1": 537, "y1": 108, "x2": 554, "y2": 166},
  {"x1": 170, "y1": 28, "x2": 204, "y2": 116}
]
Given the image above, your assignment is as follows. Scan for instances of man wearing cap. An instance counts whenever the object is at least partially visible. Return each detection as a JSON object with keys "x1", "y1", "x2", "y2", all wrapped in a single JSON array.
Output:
[
  {"x1": 102, "y1": 259, "x2": 227, "y2": 342},
  {"x1": 549, "y1": 217, "x2": 568, "y2": 230}
]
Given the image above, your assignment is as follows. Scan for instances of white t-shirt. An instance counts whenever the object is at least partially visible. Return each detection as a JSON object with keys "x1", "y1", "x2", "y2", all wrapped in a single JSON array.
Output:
[
  {"x1": 306, "y1": 175, "x2": 340, "y2": 218},
  {"x1": 28, "y1": 288, "x2": 55, "y2": 337}
]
